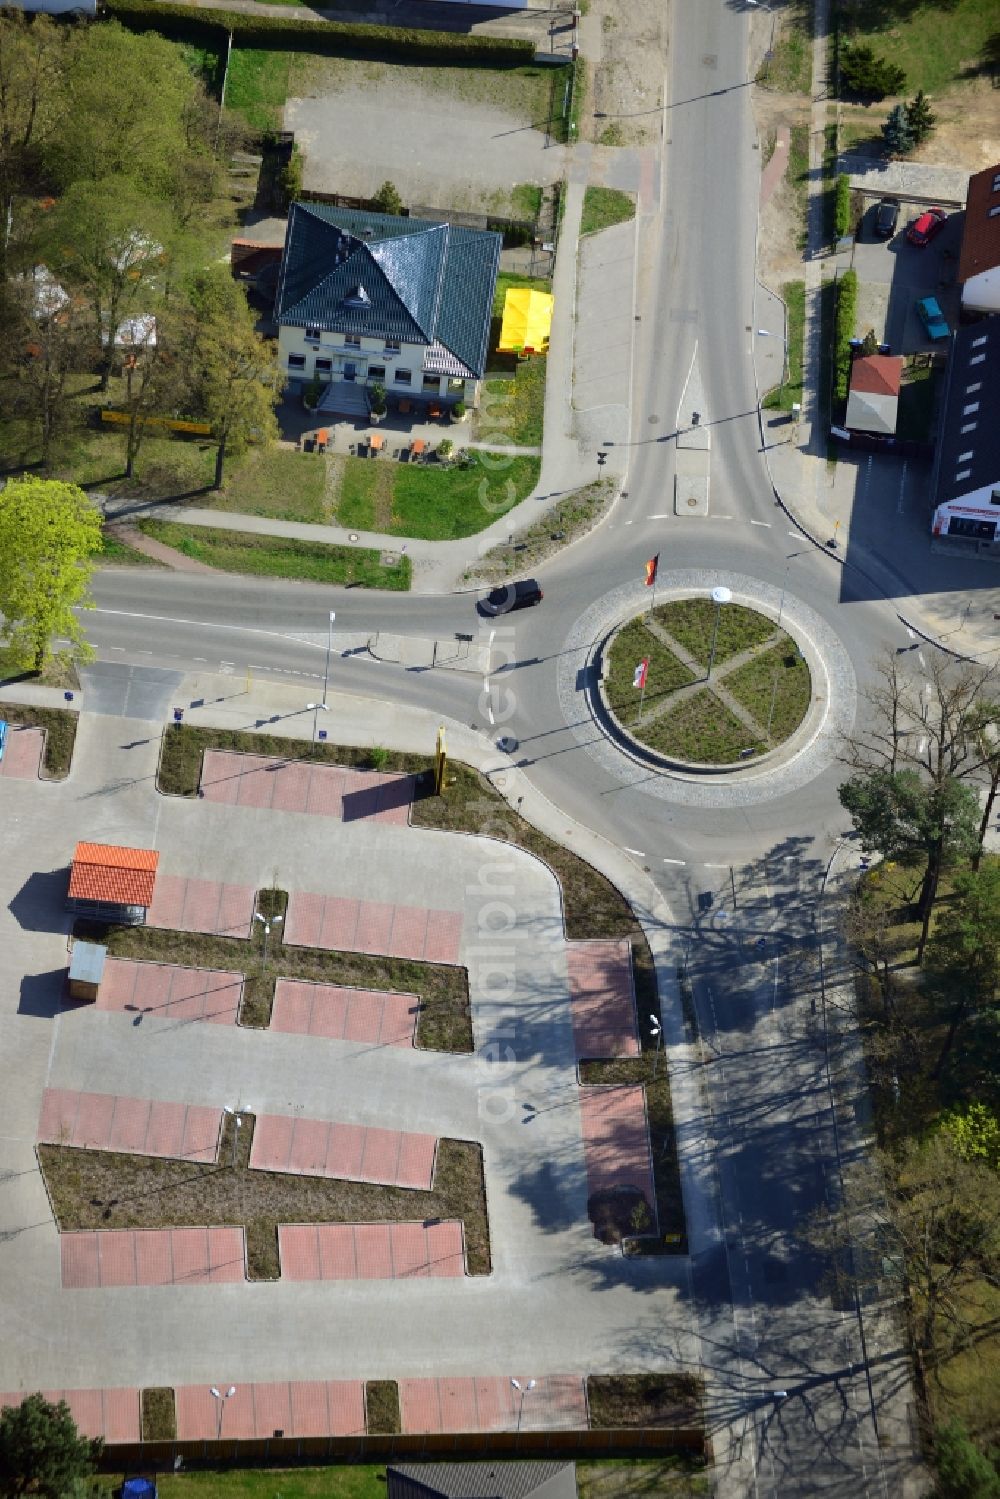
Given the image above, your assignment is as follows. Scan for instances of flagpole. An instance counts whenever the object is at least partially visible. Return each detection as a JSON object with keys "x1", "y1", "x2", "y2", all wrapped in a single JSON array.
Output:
[{"x1": 638, "y1": 673, "x2": 647, "y2": 723}]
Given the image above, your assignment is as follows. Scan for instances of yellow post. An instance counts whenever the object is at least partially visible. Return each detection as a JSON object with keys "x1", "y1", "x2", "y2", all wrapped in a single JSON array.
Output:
[{"x1": 435, "y1": 725, "x2": 447, "y2": 795}]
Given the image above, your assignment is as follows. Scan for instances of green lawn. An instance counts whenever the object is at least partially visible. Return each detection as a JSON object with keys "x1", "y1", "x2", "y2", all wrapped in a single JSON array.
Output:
[
  {"x1": 96, "y1": 1466, "x2": 387, "y2": 1497},
  {"x1": 510, "y1": 181, "x2": 543, "y2": 220},
  {"x1": 469, "y1": 476, "x2": 614, "y2": 581},
  {"x1": 224, "y1": 48, "x2": 293, "y2": 131},
  {"x1": 330, "y1": 452, "x2": 540, "y2": 539},
  {"x1": 756, "y1": 0, "x2": 814, "y2": 93},
  {"x1": 604, "y1": 616, "x2": 695, "y2": 723},
  {"x1": 763, "y1": 280, "x2": 805, "y2": 411},
  {"x1": 135, "y1": 519, "x2": 410, "y2": 589},
  {"x1": 726, "y1": 642, "x2": 812, "y2": 743},
  {"x1": 655, "y1": 598, "x2": 776, "y2": 669},
  {"x1": 580, "y1": 186, "x2": 636, "y2": 236},
  {"x1": 836, "y1": 0, "x2": 999, "y2": 95},
  {"x1": 480, "y1": 355, "x2": 546, "y2": 448},
  {"x1": 213, "y1": 447, "x2": 329, "y2": 523}
]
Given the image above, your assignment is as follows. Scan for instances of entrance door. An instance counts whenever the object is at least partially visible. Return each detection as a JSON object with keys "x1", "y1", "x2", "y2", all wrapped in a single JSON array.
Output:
[{"x1": 344, "y1": 362, "x2": 356, "y2": 382}]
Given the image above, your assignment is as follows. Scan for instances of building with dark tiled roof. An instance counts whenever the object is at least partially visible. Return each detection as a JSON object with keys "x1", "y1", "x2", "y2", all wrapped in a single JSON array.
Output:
[
  {"x1": 958, "y1": 162, "x2": 1000, "y2": 314},
  {"x1": 930, "y1": 321, "x2": 1000, "y2": 547},
  {"x1": 387, "y1": 1460, "x2": 576, "y2": 1499},
  {"x1": 275, "y1": 202, "x2": 501, "y2": 414}
]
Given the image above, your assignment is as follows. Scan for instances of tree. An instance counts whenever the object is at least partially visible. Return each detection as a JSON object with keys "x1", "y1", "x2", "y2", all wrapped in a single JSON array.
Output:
[
  {"x1": 839, "y1": 43, "x2": 907, "y2": 100},
  {"x1": 187, "y1": 267, "x2": 280, "y2": 490},
  {"x1": 860, "y1": 327, "x2": 880, "y2": 356},
  {"x1": 810, "y1": 1133, "x2": 1000, "y2": 1364},
  {"x1": 933, "y1": 1419, "x2": 1000, "y2": 1499},
  {"x1": 0, "y1": 1392, "x2": 101, "y2": 1498},
  {"x1": 44, "y1": 181, "x2": 173, "y2": 390},
  {"x1": 882, "y1": 102, "x2": 914, "y2": 157},
  {"x1": 839, "y1": 768, "x2": 980, "y2": 958},
  {"x1": 906, "y1": 89, "x2": 937, "y2": 146},
  {"x1": 4, "y1": 273, "x2": 95, "y2": 470},
  {"x1": 0, "y1": 13, "x2": 76, "y2": 285},
  {"x1": 924, "y1": 858, "x2": 1000, "y2": 1073},
  {"x1": 0, "y1": 476, "x2": 103, "y2": 670},
  {"x1": 372, "y1": 179, "x2": 403, "y2": 215}
]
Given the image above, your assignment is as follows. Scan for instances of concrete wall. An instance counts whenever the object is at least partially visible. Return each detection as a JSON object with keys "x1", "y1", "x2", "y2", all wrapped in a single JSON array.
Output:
[{"x1": 962, "y1": 265, "x2": 1000, "y2": 314}]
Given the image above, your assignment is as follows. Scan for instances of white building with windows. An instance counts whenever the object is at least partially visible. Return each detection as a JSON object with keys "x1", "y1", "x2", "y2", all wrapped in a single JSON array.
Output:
[
  {"x1": 930, "y1": 322, "x2": 1000, "y2": 548},
  {"x1": 274, "y1": 201, "x2": 501, "y2": 416}
]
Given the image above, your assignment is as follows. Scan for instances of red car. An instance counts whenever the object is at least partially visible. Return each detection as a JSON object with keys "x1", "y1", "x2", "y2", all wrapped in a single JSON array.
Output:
[{"x1": 906, "y1": 207, "x2": 947, "y2": 247}]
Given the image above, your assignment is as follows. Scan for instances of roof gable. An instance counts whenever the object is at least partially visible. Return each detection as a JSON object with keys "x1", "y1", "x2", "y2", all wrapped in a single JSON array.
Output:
[
  {"x1": 958, "y1": 161, "x2": 1000, "y2": 284},
  {"x1": 276, "y1": 202, "x2": 500, "y2": 378},
  {"x1": 850, "y1": 354, "x2": 902, "y2": 397},
  {"x1": 68, "y1": 843, "x2": 159, "y2": 907}
]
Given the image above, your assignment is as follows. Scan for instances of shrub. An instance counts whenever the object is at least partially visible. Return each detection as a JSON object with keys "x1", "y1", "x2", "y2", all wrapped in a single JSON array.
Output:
[
  {"x1": 104, "y1": 0, "x2": 535, "y2": 65},
  {"x1": 303, "y1": 377, "x2": 322, "y2": 408},
  {"x1": 372, "y1": 180, "x2": 403, "y2": 215},
  {"x1": 451, "y1": 400, "x2": 466, "y2": 420},
  {"x1": 933, "y1": 1419, "x2": 1000, "y2": 1499},
  {"x1": 369, "y1": 381, "x2": 386, "y2": 416},
  {"x1": 881, "y1": 102, "x2": 914, "y2": 158},
  {"x1": 839, "y1": 42, "x2": 906, "y2": 100},
  {"x1": 834, "y1": 173, "x2": 851, "y2": 239},
  {"x1": 833, "y1": 269, "x2": 858, "y2": 404},
  {"x1": 437, "y1": 438, "x2": 454, "y2": 461},
  {"x1": 279, "y1": 146, "x2": 303, "y2": 208},
  {"x1": 369, "y1": 745, "x2": 389, "y2": 770}
]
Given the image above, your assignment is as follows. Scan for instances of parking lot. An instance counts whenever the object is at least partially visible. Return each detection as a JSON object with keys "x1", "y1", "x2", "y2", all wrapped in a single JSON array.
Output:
[{"x1": 850, "y1": 199, "x2": 964, "y2": 354}]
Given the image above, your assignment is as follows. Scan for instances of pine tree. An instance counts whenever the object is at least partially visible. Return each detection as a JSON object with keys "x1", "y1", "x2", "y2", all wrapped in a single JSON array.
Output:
[
  {"x1": 906, "y1": 89, "x2": 937, "y2": 146},
  {"x1": 881, "y1": 103, "x2": 914, "y2": 158},
  {"x1": 860, "y1": 328, "x2": 879, "y2": 356}
]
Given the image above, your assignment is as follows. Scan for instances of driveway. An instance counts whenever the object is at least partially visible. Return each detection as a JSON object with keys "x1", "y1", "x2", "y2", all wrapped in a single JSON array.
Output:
[{"x1": 851, "y1": 206, "x2": 964, "y2": 353}]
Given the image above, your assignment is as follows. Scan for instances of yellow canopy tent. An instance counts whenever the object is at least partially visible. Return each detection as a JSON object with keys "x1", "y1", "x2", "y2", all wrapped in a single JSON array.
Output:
[{"x1": 499, "y1": 287, "x2": 554, "y2": 355}]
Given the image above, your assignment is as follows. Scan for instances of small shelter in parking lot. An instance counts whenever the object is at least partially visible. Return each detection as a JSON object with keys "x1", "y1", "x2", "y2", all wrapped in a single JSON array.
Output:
[
  {"x1": 66, "y1": 842, "x2": 158, "y2": 926},
  {"x1": 845, "y1": 354, "x2": 901, "y2": 436}
]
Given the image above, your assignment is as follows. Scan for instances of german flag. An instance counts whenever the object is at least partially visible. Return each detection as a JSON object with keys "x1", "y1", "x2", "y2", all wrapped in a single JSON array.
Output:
[{"x1": 644, "y1": 554, "x2": 659, "y2": 587}]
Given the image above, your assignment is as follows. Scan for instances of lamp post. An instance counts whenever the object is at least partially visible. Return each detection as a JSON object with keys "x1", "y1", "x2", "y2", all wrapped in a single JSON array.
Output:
[
  {"x1": 707, "y1": 586, "x2": 732, "y2": 680},
  {"x1": 223, "y1": 1107, "x2": 242, "y2": 1167},
  {"x1": 209, "y1": 1385, "x2": 236, "y2": 1441},
  {"x1": 254, "y1": 911, "x2": 282, "y2": 964},
  {"x1": 649, "y1": 1015, "x2": 663, "y2": 1079},
  {"x1": 322, "y1": 611, "x2": 336, "y2": 708},
  {"x1": 511, "y1": 1377, "x2": 536, "y2": 1433}
]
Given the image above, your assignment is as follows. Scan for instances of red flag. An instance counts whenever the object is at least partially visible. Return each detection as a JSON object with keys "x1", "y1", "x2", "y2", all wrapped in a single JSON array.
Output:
[
  {"x1": 633, "y1": 658, "x2": 649, "y2": 689},
  {"x1": 645, "y1": 554, "x2": 659, "y2": 587}
]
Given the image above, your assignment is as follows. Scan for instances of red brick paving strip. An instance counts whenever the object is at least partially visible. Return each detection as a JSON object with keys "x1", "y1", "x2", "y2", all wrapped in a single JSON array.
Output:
[
  {"x1": 279, "y1": 1221, "x2": 465, "y2": 1280},
  {"x1": 285, "y1": 891, "x2": 462, "y2": 964},
  {"x1": 174, "y1": 1380, "x2": 365, "y2": 1439},
  {"x1": 146, "y1": 875, "x2": 256, "y2": 937},
  {"x1": 578, "y1": 1084, "x2": 656, "y2": 1209},
  {"x1": 0, "y1": 725, "x2": 44, "y2": 779},
  {"x1": 61, "y1": 1227, "x2": 246, "y2": 1287},
  {"x1": 0, "y1": 1389, "x2": 140, "y2": 1443},
  {"x1": 38, "y1": 1087, "x2": 222, "y2": 1163},
  {"x1": 566, "y1": 939, "x2": 639, "y2": 1060},
  {"x1": 270, "y1": 977, "x2": 417, "y2": 1045},
  {"x1": 250, "y1": 1113, "x2": 436, "y2": 1188},
  {"x1": 97, "y1": 957, "x2": 244, "y2": 1025},
  {"x1": 200, "y1": 752, "x2": 413, "y2": 825},
  {"x1": 398, "y1": 1375, "x2": 588, "y2": 1434},
  {"x1": 760, "y1": 122, "x2": 790, "y2": 210}
]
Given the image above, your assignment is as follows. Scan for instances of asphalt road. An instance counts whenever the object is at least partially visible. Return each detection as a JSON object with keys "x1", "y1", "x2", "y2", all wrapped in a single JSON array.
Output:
[{"x1": 71, "y1": 3, "x2": 923, "y2": 1493}]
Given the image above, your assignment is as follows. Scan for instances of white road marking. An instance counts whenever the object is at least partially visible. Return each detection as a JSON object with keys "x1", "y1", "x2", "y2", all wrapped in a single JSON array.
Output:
[
  {"x1": 192, "y1": 657, "x2": 208, "y2": 663},
  {"x1": 648, "y1": 513, "x2": 670, "y2": 519},
  {"x1": 750, "y1": 519, "x2": 771, "y2": 527},
  {"x1": 663, "y1": 857, "x2": 686, "y2": 865},
  {"x1": 704, "y1": 862, "x2": 729, "y2": 869},
  {"x1": 897, "y1": 459, "x2": 908, "y2": 515},
  {"x1": 624, "y1": 847, "x2": 646, "y2": 856},
  {"x1": 787, "y1": 530, "x2": 800, "y2": 539},
  {"x1": 710, "y1": 514, "x2": 734, "y2": 520}
]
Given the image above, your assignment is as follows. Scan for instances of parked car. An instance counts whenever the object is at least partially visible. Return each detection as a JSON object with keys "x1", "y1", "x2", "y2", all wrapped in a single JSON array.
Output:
[
  {"x1": 915, "y1": 295, "x2": 949, "y2": 341},
  {"x1": 479, "y1": 579, "x2": 543, "y2": 616},
  {"x1": 874, "y1": 198, "x2": 900, "y2": 238},
  {"x1": 906, "y1": 207, "x2": 947, "y2": 247}
]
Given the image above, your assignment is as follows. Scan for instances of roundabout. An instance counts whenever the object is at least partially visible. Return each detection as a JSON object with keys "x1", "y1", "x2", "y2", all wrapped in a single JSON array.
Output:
[
  {"x1": 600, "y1": 592, "x2": 812, "y2": 769},
  {"x1": 555, "y1": 568, "x2": 859, "y2": 810}
]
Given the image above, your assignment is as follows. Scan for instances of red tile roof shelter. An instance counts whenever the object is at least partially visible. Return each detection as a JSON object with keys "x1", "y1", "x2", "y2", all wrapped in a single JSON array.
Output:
[{"x1": 67, "y1": 843, "x2": 159, "y2": 925}]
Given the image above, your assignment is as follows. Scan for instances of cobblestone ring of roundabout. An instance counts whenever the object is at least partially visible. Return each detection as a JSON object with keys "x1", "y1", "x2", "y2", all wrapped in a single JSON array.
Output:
[{"x1": 556, "y1": 569, "x2": 858, "y2": 810}]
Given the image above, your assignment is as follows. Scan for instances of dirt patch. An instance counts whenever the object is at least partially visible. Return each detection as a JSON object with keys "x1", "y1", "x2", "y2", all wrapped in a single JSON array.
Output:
[
  {"x1": 587, "y1": 1373, "x2": 704, "y2": 1429},
  {"x1": 39, "y1": 1121, "x2": 491, "y2": 1278},
  {"x1": 753, "y1": 91, "x2": 812, "y2": 285},
  {"x1": 585, "y1": 0, "x2": 665, "y2": 146}
]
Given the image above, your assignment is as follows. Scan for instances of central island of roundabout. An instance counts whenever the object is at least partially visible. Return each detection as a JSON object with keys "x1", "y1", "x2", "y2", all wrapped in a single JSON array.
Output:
[{"x1": 600, "y1": 592, "x2": 812, "y2": 768}]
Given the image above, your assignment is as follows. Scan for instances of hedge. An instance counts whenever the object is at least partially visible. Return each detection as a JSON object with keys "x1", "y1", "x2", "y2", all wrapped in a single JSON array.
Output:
[
  {"x1": 104, "y1": 0, "x2": 537, "y2": 66},
  {"x1": 833, "y1": 268, "x2": 858, "y2": 404},
  {"x1": 834, "y1": 173, "x2": 851, "y2": 239}
]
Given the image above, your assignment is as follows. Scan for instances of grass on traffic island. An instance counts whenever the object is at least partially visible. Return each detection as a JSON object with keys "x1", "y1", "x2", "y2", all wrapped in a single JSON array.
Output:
[
  {"x1": 365, "y1": 1380, "x2": 401, "y2": 1436},
  {"x1": 0, "y1": 699, "x2": 79, "y2": 778},
  {"x1": 39, "y1": 1112, "x2": 491, "y2": 1279},
  {"x1": 465, "y1": 477, "x2": 615, "y2": 584},
  {"x1": 134, "y1": 518, "x2": 411, "y2": 590},
  {"x1": 580, "y1": 187, "x2": 636, "y2": 236},
  {"x1": 605, "y1": 600, "x2": 810, "y2": 765},
  {"x1": 80, "y1": 883, "x2": 472, "y2": 1053},
  {"x1": 157, "y1": 725, "x2": 687, "y2": 1244}
]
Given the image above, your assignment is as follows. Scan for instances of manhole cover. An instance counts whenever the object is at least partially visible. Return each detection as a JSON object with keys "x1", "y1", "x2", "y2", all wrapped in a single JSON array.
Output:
[
  {"x1": 687, "y1": 496, "x2": 699, "y2": 508},
  {"x1": 703, "y1": 53, "x2": 717, "y2": 68},
  {"x1": 647, "y1": 414, "x2": 660, "y2": 425},
  {"x1": 349, "y1": 532, "x2": 359, "y2": 542}
]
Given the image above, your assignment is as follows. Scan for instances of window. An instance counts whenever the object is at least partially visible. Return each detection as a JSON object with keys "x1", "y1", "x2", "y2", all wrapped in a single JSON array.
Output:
[
  {"x1": 422, "y1": 374, "x2": 441, "y2": 392},
  {"x1": 949, "y1": 515, "x2": 996, "y2": 541},
  {"x1": 958, "y1": 451, "x2": 973, "y2": 462},
  {"x1": 971, "y1": 336, "x2": 987, "y2": 349},
  {"x1": 394, "y1": 368, "x2": 412, "y2": 386},
  {"x1": 315, "y1": 358, "x2": 332, "y2": 373},
  {"x1": 961, "y1": 422, "x2": 977, "y2": 434},
  {"x1": 963, "y1": 402, "x2": 980, "y2": 415},
  {"x1": 305, "y1": 326, "x2": 321, "y2": 342},
  {"x1": 448, "y1": 378, "x2": 465, "y2": 393},
  {"x1": 384, "y1": 340, "x2": 401, "y2": 355},
  {"x1": 344, "y1": 334, "x2": 361, "y2": 349},
  {"x1": 367, "y1": 365, "x2": 385, "y2": 382},
  {"x1": 992, "y1": 490, "x2": 1000, "y2": 507},
  {"x1": 956, "y1": 469, "x2": 971, "y2": 481},
  {"x1": 993, "y1": 173, "x2": 1000, "y2": 191},
  {"x1": 970, "y1": 354, "x2": 986, "y2": 365},
  {"x1": 288, "y1": 353, "x2": 306, "y2": 370},
  {"x1": 990, "y1": 205, "x2": 1000, "y2": 219}
]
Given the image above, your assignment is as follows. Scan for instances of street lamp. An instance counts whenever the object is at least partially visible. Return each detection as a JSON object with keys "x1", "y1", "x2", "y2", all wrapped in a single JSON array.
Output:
[
  {"x1": 511, "y1": 1377, "x2": 536, "y2": 1433},
  {"x1": 707, "y1": 586, "x2": 732, "y2": 680},
  {"x1": 223, "y1": 1107, "x2": 242, "y2": 1167},
  {"x1": 209, "y1": 1385, "x2": 236, "y2": 1441},
  {"x1": 322, "y1": 610, "x2": 336, "y2": 709},
  {"x1": 649, "y1": 1015, "x2": 663, "y2": 1078},
  {"x1": 254, "y1": 910, "x2": 282, "y2": 964}
]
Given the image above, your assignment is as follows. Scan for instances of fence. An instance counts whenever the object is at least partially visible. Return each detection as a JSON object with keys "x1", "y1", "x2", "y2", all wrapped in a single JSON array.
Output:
[{"x1": 298, "y1": 191, "x2": 536, "y2": 248}]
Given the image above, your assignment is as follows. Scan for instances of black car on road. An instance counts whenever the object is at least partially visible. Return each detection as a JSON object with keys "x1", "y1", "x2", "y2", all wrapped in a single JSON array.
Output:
[{"x1": 479, "y1": 579, "x2": 544, "y2": 616}]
